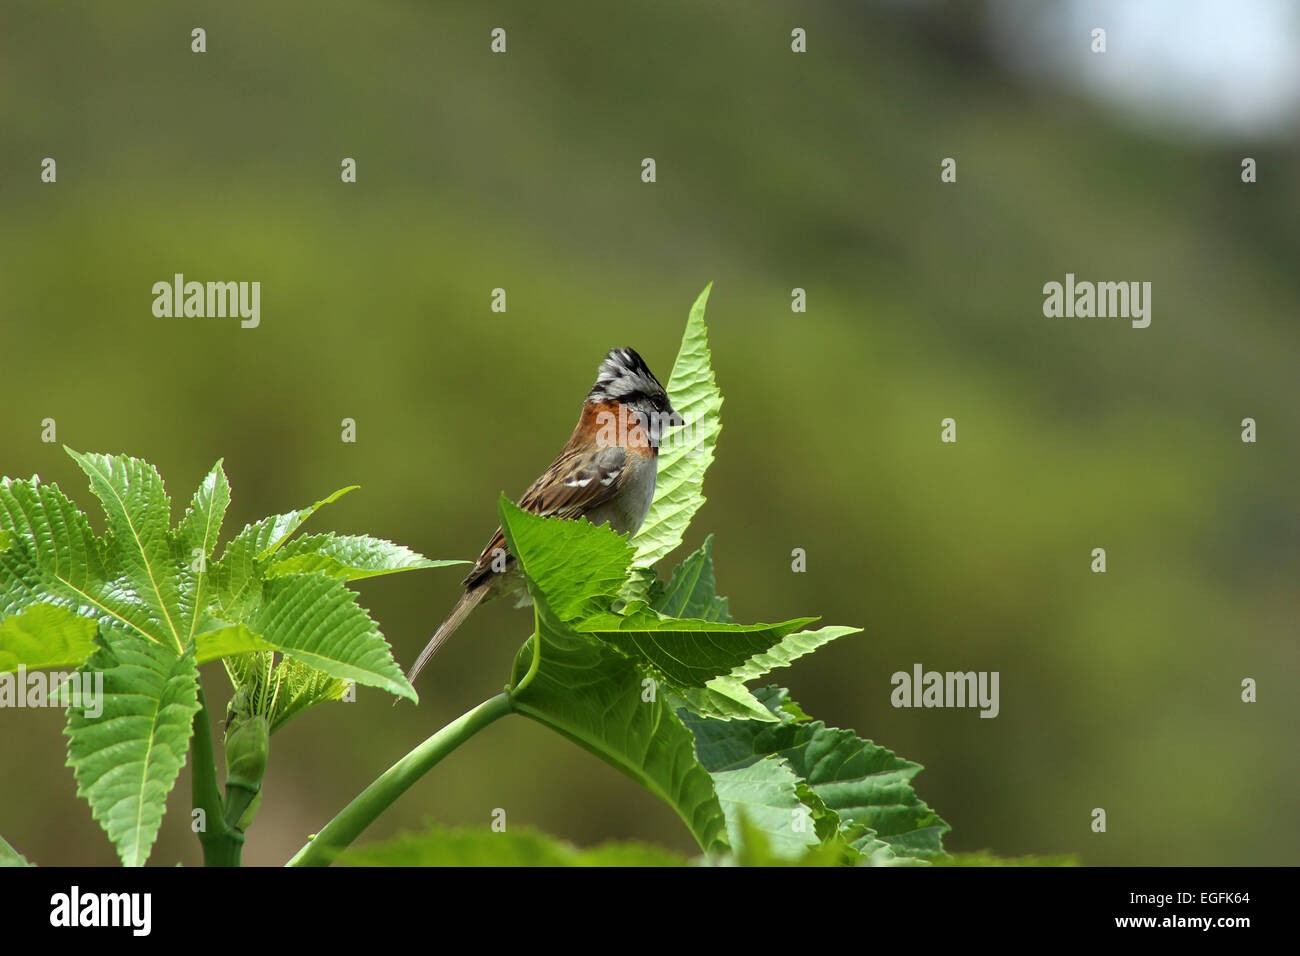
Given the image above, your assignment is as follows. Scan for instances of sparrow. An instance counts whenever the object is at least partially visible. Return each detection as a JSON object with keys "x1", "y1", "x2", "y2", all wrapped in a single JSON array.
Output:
[{"x1": 405, "y1": 347, "x2": 684, "y2": 686}]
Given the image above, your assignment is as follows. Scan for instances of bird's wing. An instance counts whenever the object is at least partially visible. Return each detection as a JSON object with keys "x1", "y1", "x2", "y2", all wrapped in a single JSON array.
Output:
[{"x1": 462, "y1": 444, "x2": 629, "y2": 588}]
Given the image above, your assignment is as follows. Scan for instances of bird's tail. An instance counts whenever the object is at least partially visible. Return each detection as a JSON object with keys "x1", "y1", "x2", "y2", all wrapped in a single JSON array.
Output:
[{"x1": 405, "y1": 585, "x2": 488, "y2": 688}]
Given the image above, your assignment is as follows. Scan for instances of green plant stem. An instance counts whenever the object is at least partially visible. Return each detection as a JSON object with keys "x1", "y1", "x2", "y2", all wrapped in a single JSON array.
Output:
[
  {"x1": 191, "y1": 685, "x2": 244, "y2": 866},
  {"x1": 223, "y1": 782, "x2": 258, "y2": 831},
  {"x1": 285, "y1": 691, "x2": 514, "y2": 867},
  {"x1": 510, "y1": 606, "x2": 543, "y2": 695}
]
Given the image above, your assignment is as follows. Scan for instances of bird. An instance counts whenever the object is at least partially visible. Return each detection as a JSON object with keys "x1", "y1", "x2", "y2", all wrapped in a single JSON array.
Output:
[{"x1": 405, "y1": 347, "x2": 684, "y2": 686}]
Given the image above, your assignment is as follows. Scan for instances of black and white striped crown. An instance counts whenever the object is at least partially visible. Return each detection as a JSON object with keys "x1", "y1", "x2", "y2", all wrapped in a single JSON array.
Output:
[{"x1": 588, "y1": 347, "x2": 666, "y2": 404}]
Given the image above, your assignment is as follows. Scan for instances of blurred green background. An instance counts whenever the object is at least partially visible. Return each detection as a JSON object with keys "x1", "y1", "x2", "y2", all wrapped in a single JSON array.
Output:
[{"x1": 1, "y1": 0, "x2": 1296, "y2": 866}]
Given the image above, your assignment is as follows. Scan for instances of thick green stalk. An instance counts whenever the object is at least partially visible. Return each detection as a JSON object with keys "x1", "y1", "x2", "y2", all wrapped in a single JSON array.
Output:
[
  {"x1": 191, "y1": 685, "x2": 244, "y2": 866},
  {"x1": 511, "y1": 607, "x2": 543, "y2": 695},
  {"x1": 286, "y1": 691, "x2": 514, "y2": 867}
]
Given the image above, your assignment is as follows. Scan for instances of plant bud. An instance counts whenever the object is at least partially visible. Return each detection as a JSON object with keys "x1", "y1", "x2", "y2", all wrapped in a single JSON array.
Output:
[{"x1": 225, "y1": 713, "x2": 270, "y2": 791}]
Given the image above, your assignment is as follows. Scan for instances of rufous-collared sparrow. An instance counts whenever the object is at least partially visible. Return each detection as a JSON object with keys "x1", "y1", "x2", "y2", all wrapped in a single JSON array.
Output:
[{"x1": 406, "y1": 347, "x2": 683, "y2": 685}]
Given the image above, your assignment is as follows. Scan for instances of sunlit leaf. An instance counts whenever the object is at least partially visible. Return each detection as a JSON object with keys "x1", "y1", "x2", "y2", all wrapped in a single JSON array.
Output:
[
  {"x1": 0, "y1": 604, "x2": 99, "y2": 673},
  {"x1": 632, "y1": 283, "x2": 722, "y2": 567}
]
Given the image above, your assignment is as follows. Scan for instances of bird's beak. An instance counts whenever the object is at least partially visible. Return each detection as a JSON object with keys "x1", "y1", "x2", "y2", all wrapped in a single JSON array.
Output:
[{"x1": 667, "y1": 409, "x2": 685, "y2": 428}]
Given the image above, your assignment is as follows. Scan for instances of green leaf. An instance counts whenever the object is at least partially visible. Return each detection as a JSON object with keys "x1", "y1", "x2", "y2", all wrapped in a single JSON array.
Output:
[
  {"x1": 578, "y1": 610, "x2": 819, "y2": 688},
  {"x1": 849, "y1": 833, "x2": 913, "y2": 867},
  {"x1": 652, "y1": 538, "x2": 859, "y2": 686},
  {"x1": 338, "y1": 824, "x2": 687, "y2": 867},
  {"x1": 224, "y1": 652, "x2": 273, "y2": 714},
  {"x1": 263, "y1": 657, "x2": 350, "y2": 732},
  {"x1": 193, "y1": 623, "x2": 276, "y2": 665},
  {"x1": 177, "y1": 459, "x2": 231, "y2": 560},
  {"x1": 654, "y1": 534, "x2": 729, "y2": 620},
  {"x1": 726, "y1": 625, "x2": 861, "y2": 682},
  {"x1": 545, "y1": 531, "x2": 844, "y2": 693},
  {"x1": 176, "y1": 460, "x2": 231, "y2": 647},
  {"x1": 508, "y1": 601, "x2": 728, "y2": 854},
  {"x1": 725, "y1": 813, "x2": 861, "y2": 867},
  {"x1": 935, "y1": 850, "x2": 1081, "y2": 867},
  {"x1": 0, "y1": 604, "x2": 99, "y2": 673},
  {"x1": 210, "y1": 486, "x2": 357, "y2": 619},
  {"x1": 497, "y1": 497, "x2": 633, "y2": 620},
  {"x1": 0, "y1": 834, "x2": 33, "y2": 867},
  {"x1": 267, "y1": 533, "x2": 465, "y2": 581},
  {"x1": 65, "y1": 449, "x2": 185, "y2": 653},
  {"x1": 673, "y1": 627, "x2": 859, "y2": 724},
  {"x1": 680, "y1": 687, "x2": 950, "y2": 861},
  {"x1": 643, "y1": 537, "x2": 858, "y2": 719},
  {"x1": 795, "y1": 779, "x2": 845, "y2": 843},
  {"x1": 647, "y1": 545, "x2": 776, "y2": 720},
  {"x1": 0, "y1": 477, "x2": 157, "y2": 641},
  {"x1": 240, "y1": 573, "x2": 416, "y2": 702},
  {"x1": 708, "y1": 756, "x2": 822, "y2": 859},
  {"x1": 224, "y1": 651, "x2": 349, "y2": 733},
  {"x1": 616, "y1": 566, "x2": 664, "y2": 611},
  {"x1": 632, "y1": 283, "x2": 723, "y2": 567},
  {"x1": 64, "y1": 625, "x2": 201, "y2": 866},
  {"x1": 674, "y1": 677, "x2": 782, "y2": 722},
  {"x1": 242, "y1": 486, "x2": 359, "y2": 558},
  {"x1": 2, "y1": 453, "x2": 429, "y2": 856},
  {"x1": 777, "y1": 782, "x2": 907, "y2": 865}
]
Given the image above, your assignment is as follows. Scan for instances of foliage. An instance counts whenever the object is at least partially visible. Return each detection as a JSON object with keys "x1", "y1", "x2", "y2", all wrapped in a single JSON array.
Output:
[
  {"x1": 480, "y1": 284, "x2": 949, "y2": 864},
  {"x1": 337, "y1": 824, "x2": 688, "y2": 867},
  {"x1": 0, "y1": 285, "x2": 1011, "y2": 867},
  {"x1": 0, "y1": 451, "x2": 458, "y2": 864}
]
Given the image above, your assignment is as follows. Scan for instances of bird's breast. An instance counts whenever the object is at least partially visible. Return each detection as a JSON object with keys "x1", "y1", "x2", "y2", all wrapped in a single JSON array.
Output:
[{"x1": 587, "y1": 453, "x2": 657, "y2": 537}]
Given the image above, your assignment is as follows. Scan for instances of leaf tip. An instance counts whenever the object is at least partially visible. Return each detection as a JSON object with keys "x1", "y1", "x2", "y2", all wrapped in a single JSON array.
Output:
[{"x1": 691, "y1": 283, "x2": 713, "y2": 314}]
